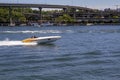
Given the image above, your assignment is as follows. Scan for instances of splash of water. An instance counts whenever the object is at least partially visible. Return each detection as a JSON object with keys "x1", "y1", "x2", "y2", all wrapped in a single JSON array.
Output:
[
  {"x1": 4, "y1": 38, "x2": 9, "y2": 41},
  {"x1": 0, "y1": 41, "x2": 37, "y2": 46}
]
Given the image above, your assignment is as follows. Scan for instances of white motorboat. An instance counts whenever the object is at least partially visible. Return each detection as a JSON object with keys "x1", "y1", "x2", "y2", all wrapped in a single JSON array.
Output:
[
  {"x1": 41, "y1": 22, "x2": 53, "y2": 26},
  {"x1": 22, "y1": 36, "x2": 61, "y2": 44},
  {"x1": 86, "y1": 23, "x2": 94, "y2": 26},
  {"x1": 30, "y1": 23, "x2": 41, "y2": 27}
]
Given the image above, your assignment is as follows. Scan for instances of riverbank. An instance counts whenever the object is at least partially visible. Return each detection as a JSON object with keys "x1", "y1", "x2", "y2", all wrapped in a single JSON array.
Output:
[{"x1": 1, "y1": 22, "x2": 120, "y2": 27}]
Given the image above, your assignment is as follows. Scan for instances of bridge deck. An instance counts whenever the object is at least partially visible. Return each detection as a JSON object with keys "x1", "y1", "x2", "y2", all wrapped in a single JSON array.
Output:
[{"x1": 0, "y1": 3, "x2": 93, "y2": 10}]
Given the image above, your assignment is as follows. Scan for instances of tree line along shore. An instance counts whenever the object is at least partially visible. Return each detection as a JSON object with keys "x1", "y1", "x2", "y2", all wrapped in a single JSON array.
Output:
[{"x1": 0, "y1": 7, "x2": 120, "y2": 26}]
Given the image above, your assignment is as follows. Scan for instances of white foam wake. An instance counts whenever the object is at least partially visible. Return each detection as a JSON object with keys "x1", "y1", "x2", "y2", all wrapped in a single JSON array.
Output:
[
  {"x1": 0, "y1": 30, "x2": 62, "y2": 34},
  {"x1": 0, "y1": 41, "x2": 37, "y2": 46}
]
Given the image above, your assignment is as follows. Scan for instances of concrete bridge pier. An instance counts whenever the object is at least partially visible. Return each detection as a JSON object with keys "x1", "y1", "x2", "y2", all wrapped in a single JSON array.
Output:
[
  {"x1": 8, "y1": 7, "x2": 15, "y2": 26},
  {"x1": 8, "y1": 7, "x2": 13, "y2": 26},
  {"x1": 71, "y1": 8, "x2": 76, "y2": 20},
  {"x1": 63, "y1": 8, "x2": 68, "y2": 13},
  {"x1": 39, "y1": 7, "x2": 42, "y2": 24}
]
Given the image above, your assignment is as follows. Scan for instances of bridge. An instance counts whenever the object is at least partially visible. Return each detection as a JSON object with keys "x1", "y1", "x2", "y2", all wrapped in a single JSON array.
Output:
[
  {"x1": 0, "y1": 3, "x2": 92, "y2": 10},
  {"x1": 0, "y1": 3, "x2": 94, "y2": 26}
]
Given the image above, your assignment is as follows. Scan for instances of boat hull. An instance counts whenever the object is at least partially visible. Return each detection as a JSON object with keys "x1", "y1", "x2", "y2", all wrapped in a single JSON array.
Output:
[{"x1": 22, "y1": 36, "x2": 61, "y2": 44}]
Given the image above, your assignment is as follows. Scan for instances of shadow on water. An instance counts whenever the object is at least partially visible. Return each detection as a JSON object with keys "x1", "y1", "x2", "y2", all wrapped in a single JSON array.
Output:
[
  {"x1": 23, "y1": 43, "x2": 56, "y2": 48},
  {"x1": 38, "y1": 43, "x2": 56, "y2": 47},
  {"x1": 83, "y1": 50, "x2": 102, "y2": 56}
]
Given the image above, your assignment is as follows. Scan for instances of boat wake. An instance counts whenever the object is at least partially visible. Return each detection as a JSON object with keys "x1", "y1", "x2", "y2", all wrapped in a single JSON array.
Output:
[
  {"x1": 0, "y1": 41, "x2": 37, "y2": 46},
  {"x1": 0, "y1": 30, "x2": 63, "y2": 34},
  {"x1": 0, "y1": 36, "x2": 61, "y2": 46}
]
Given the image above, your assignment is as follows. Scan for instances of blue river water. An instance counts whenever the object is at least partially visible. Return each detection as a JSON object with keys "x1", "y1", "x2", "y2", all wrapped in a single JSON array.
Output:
[{"x1": 0, "y1": 25, "x2": 120, "y2": 80}]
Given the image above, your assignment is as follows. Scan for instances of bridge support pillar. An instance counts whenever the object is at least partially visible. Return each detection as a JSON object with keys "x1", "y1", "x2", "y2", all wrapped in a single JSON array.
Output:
[
  {"x1": 9, "y1": 7, "x2": 14, "y2": 26},
  {"x1": 71, "y1": 8, "x2": 76, "y2": 20},
  {"x1": 63, "y1": 8, "x2": 68, "y2": 14},
  {"x1": 39, "y1": 7, "x2": 42, "y2": 24}
]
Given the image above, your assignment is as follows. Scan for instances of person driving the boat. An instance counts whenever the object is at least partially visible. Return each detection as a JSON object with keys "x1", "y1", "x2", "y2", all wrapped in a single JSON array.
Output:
[{"x1": 31, "y1": 36, "x2": 37, "y2": 38}]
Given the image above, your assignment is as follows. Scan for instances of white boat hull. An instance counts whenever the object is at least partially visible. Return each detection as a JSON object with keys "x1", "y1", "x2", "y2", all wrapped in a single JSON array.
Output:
[{"x1": 22, "y1": 36, "x2": 61, "y2": 44}]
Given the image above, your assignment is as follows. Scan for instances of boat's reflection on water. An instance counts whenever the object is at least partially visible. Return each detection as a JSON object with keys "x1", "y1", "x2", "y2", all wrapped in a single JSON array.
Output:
[
  {"x1": 38, "y1": 43, "x2": 56, "y2": 47},
  {"x1": 24, "y1": 42, "x2": 56, "y2": 48}
]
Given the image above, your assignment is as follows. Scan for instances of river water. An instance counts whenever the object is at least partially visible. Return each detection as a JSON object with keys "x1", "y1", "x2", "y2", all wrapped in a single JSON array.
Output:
[{"x1": 0, "y1": 25, "x2": 120, "y2": 80}]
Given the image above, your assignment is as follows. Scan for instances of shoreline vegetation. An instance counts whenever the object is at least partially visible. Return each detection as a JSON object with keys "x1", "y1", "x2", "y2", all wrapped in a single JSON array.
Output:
[{"x1": 0, "y1": 8, "x2": 120, "y2": 26}]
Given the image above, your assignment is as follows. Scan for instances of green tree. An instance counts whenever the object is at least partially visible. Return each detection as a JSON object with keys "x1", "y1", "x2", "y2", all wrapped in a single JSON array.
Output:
[
  {"x1": 113, "y1": 16, "x2": 119, "y2": 18},
  {"x1": 12, "y1": 11, "x2": 26, "y2": 22},
  {"x1": 55, "y1": 14, "x2": 74, "y2": 23},
  {"x1": 0, "y1": 8, "x2": 9, "y2": 22}
]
